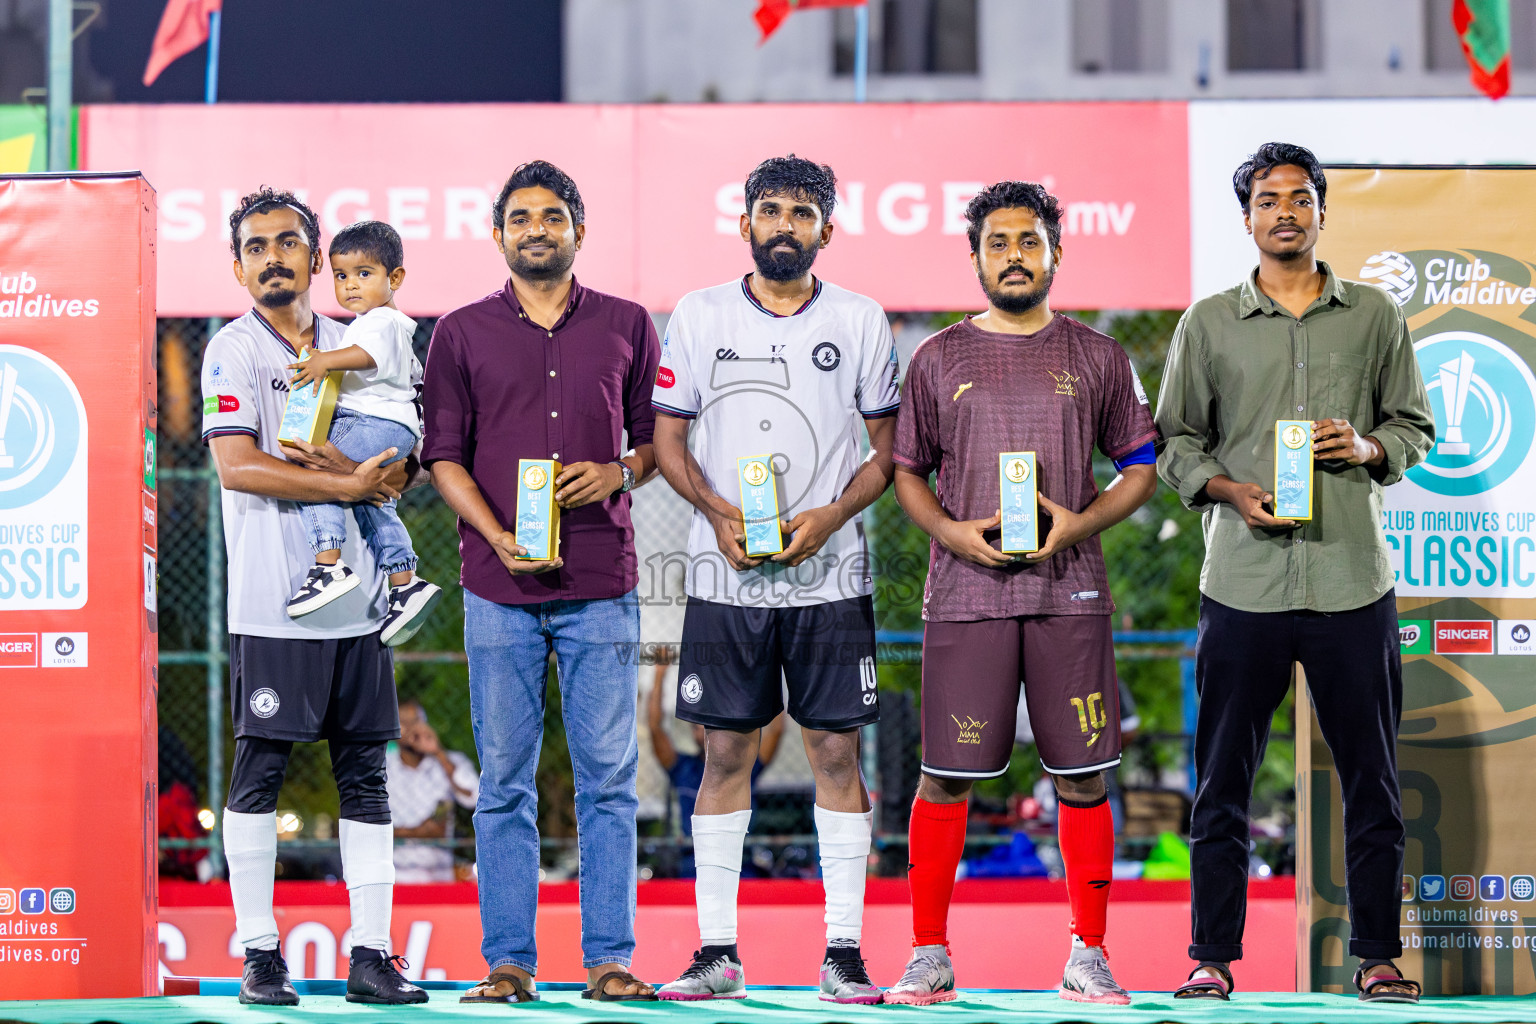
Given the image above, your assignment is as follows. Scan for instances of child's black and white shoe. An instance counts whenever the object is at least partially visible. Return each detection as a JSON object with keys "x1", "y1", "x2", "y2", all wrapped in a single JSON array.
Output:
[
  {"x1": 286, "y1": 561, "x2": 361, "y2": 618},
  {"x1": 381, "y1": 578, "x2": 443, "y2": 647}
]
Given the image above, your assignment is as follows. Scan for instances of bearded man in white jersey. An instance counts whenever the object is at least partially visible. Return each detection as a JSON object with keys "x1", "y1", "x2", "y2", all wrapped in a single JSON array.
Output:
[
  {"x1": 652, "y1": 155, "x2": 900, "y2": 1003},
  {"x1": 201, "y1": 187, "x2": 424, "y2": 1006}
]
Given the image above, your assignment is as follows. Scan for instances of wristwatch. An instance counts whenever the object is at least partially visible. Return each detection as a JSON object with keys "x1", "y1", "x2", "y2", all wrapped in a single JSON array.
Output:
[{"x1": 612, "y1": 459, "x2": 636, "y2": 493}]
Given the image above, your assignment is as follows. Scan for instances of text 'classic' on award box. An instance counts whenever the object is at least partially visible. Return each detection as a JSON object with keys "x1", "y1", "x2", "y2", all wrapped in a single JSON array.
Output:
[
  {"x1": 999, "y1": 451, "x2": 1039, "y2": 554},
  {"x1": 1273, "y1": 420, "x2": 1313, "y2": 521},
  {"x1": 516, "y1": 459, "x2": 562, "y2": 560},
  {"x1": 277, "y1": 348, "x2": 340, "y2": 446},
  {"x1": 738, "y1": 454, "x2": 784, "y2": 558}
]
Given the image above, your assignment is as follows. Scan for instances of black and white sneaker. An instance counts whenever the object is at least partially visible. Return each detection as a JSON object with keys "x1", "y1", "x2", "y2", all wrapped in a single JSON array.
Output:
[
  {"x1": 286, "y1": 561, "x2": 361, "y2": 618},
  {"x1": 381, "y1": 578, "x2": 443, "y2": 647},
  {"x1": 346, "y1": 948, "x2": 428, "y2": 1004},
  {"x1": 239, "y1": 946, "x2": 299, "y2": 1005}
]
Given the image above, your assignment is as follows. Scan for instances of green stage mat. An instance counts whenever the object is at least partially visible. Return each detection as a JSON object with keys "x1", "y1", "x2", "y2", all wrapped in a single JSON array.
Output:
[{"x1": 4, "y1": 990, "x2": 1536, "y2": 1024}]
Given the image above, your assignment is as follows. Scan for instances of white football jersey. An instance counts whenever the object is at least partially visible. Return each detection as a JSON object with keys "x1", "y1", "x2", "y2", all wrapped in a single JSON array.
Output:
[
  {"x1": 652, "y1": 276, "x2": 900, "y2": 608},
  {"x1": 201, "y1": 310, "x2": 387, "y2": 638}
]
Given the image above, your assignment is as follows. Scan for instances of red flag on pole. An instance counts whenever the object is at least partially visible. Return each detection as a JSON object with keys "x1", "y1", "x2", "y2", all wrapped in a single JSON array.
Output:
[
  {"x1": 1453, "y1": 0, "x2": 1512, "y2": 98},
  {"x1": 755, "y1": 0, "x2": 866, "y2": 44},
  {"x1": 142, "y1": 0, "x2": 223, "y2": 86}
]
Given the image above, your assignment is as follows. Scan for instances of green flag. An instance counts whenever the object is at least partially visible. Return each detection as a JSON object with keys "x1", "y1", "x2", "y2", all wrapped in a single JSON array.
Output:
[{"x1": 1453, "y1": 0, "x2": 1511, "y2": 98}]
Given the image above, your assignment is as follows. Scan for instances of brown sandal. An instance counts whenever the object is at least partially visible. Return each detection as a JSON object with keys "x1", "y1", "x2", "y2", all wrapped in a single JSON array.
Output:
[
  {"x1": 583, "y1": 969, "x2": 658, "y2": 1001},
  {"x1": 1355, "y1": 962, "x2": 1421, "y2": 1003},
  {"x1": 460, "y1": 968, "x2": 539, "y2": 1003}
]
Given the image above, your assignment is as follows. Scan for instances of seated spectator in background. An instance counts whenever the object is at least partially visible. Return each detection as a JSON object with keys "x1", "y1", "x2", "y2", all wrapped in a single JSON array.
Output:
[
  {"x1": 387, "y1": 699, "x2": 480, "y2": 883},
  {"x1": 647, "y1": 654, "x2": 784, "y2": 835}
]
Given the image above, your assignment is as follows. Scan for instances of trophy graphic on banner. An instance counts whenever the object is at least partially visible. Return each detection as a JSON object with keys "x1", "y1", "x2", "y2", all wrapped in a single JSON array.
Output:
[
  {"x1": 277, "y1": 349, "x2": 340, "y2": 446},
  {"x1": 1436, "y1": 350, "x2": 1475, "y2": 456},
  {"x1": 1273, "y1": 420, "x2": 1313, "y2": 520},
  {"x1": 738, "y1": 454, "x2": 784, "y2": 557},
  {"x1": 515, "y1": 459, "x2": 562, "y2": 560},
  {"x1": 998, "y1": 451, "x2": 1038, "y2": 554}
]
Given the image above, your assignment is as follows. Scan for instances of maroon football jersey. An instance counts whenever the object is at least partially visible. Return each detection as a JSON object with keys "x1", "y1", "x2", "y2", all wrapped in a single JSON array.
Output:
[{"x1": 893, "y1": 314, "x2": 1157, "y2": 621}]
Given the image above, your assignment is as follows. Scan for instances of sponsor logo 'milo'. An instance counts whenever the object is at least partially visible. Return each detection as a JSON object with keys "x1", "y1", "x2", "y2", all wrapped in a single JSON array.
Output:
[
  {"x1": 1434, "y1": 620, "x2": 1494, "y2": 655},
  {"x1": 1399, "y1": 620, "x2": 1431, "y2": 655}
]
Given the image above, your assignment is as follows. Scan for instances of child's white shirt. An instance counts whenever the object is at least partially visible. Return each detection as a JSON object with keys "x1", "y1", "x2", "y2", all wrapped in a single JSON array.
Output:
[{"x1": 334, "y1": 305, "x2": 424, "y2": 437}]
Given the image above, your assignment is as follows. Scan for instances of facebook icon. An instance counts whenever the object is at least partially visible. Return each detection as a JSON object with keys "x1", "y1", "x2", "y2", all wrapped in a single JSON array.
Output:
[
  {"x1": 18, "y1": 889, "x2": 45, "y2": 915},
  {"x1": 1481, "y1": 875, "x2": 1507, "y2": 901}
]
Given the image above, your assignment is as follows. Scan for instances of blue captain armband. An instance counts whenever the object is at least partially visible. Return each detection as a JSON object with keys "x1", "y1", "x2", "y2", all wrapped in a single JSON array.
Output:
[{"x1": 1112, "y1": 441, "x2": 1156, "y2": 472}]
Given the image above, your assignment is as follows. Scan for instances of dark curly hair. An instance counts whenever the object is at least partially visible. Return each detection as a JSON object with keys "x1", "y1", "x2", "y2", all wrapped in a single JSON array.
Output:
[
  {"x1": 493, "y1": 160, "x2": 585, "y2": 230},
  {"x1": 329, "y1": 220, "x2": 404, "y2": 272},
  {"x1": 964, "y1": 181, "x2": 1063, "y2": 254},
  {"x1": 1232, "y1": 142, "x2": 1327, "y2": 211},
  {"x1": 228, "y1": 186, "x2": 320, "y2": 258},
  {"x1": 744, "y1": 154, "x2": 837, "y2": 221}
]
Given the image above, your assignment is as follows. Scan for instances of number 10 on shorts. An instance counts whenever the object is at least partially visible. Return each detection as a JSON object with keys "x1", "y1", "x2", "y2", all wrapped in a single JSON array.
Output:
[{"x1": 1071, "y1": 691, "x2": 1108, "y2": 747}]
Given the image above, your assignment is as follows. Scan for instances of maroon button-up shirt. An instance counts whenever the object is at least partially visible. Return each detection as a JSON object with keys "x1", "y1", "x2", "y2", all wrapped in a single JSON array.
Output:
[{"x1": 421, "y1": 278, "x2": 661, "y2": 605}]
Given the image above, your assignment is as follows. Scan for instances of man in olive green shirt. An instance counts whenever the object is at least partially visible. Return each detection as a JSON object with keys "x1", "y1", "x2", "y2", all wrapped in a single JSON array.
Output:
[{"x1": 1156, "y1": 143, "x2": 1433, "y2": 1004}]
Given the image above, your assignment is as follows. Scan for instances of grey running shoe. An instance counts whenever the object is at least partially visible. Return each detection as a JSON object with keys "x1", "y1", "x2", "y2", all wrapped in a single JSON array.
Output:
[
  {"x1": 656, "y1": 949, "x2": 747, "y2": 1001},
  {"x1": 883, "y1": 944, "x2": 956, "y2": 1006},
  {"x1": 820, "y1": 953, "x2": 882, "y2": 1004},
  {"x1": 1059, "y1": 936, "x2": 1131, "y2": 1005}
]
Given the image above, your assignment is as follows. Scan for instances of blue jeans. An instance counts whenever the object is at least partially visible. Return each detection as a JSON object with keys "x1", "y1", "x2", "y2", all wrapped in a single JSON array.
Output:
[
  {"x1": 298, "y1": 407, "x2": 418, "y2": 574},
  {"x1": 464, "y1": 587, "x2": 641, "y2": 974}
]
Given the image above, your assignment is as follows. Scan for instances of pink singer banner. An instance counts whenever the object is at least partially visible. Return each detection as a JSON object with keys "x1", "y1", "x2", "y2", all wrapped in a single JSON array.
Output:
[{"x1": 81, "y1": 103, "x2": 1189, "y2": 316}]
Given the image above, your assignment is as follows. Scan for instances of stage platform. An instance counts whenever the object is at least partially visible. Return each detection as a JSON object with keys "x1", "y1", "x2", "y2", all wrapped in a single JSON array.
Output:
[{"x1": 3, "y1": 983, "x2": 1535, "y2": 1024}]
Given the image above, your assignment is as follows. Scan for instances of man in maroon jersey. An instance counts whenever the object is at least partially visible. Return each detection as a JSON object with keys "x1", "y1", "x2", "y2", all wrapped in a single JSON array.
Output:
[{"x1": 884, "y1": 181, "x2": 1158, "y2": 1006}]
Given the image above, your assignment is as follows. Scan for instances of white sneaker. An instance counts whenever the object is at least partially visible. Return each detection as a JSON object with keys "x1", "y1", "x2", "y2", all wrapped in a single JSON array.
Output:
[
  {"x1": 820, "y1": 953, "x2": 882, "y2": 1004},
  {"x1": 286, "y1": 562, "x2": 360, "y2": 618},
  {"x1": 656, "y1": 949, "x2": 747, "y2": 1000},
  {"x1": 1059, "y1": 936, "x2": 1130, "y2": 1005},
  {"x1": 883, "y1": 945, "x2": 956, "y2": 1005},
  {"x1": 380, "y1": 579, "x2": 442, "y2": 647}
]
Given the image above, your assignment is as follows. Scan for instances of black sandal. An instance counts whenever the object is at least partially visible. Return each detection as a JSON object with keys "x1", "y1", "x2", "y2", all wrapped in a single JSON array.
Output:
[
  {"x1": 1354, "y1": 961, "x2": 1421, "y2": 1003},
  {"x1": 1173, "y1": 962, "x2": 1234, "y2": 1000},
  {"x1": 583, "y1": 969, "x2": 659, "y2": 1001}
]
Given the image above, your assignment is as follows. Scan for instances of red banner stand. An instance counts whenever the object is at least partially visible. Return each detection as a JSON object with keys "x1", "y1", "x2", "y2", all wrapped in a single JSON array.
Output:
[{"x1": 0, "y1": 173, "x2": 158, "y2": 997}]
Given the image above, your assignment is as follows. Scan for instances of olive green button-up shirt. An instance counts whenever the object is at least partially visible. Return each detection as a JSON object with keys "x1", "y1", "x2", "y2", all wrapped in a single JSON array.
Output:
[{"x1": 1155, "y1": 263, "x2": 1435, "y2": 613}]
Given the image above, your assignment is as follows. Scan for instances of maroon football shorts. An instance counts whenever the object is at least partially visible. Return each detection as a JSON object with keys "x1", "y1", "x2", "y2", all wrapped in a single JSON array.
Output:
[{"x1": 919, "y1": 614, "x2": 1121, "y2": 778}]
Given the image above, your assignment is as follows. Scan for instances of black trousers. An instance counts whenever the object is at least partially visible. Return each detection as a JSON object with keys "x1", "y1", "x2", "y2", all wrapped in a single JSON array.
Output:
[
  {"x1": 1189, "y1": 590, "x2": 1404, "y2": 963},
  {"x1": 226, "y1": 736, "x2": 391, "y2": 824}
]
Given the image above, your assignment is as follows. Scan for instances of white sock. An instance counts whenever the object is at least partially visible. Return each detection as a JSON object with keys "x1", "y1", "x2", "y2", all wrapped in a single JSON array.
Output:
[
  {"x1": 340, "y1": 818, "x2": 395, "y2": 952},
  {"x1": 223, "y1": 809, "x2": 279, "y2": 951},
  {"x1": 692, "y1": 810, "x2": 752, "y2": 947},
  {"x1": 815, "y1": 805, "x2": 873, "y2": 945}
]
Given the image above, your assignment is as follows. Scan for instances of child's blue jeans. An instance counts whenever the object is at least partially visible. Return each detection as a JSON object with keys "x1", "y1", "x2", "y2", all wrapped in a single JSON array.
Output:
[{"x1": 298, "y1": 407, "x2": 418, "y2": 575}]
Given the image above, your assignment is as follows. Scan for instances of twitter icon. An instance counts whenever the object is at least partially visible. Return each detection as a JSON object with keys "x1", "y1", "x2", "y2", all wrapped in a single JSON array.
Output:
[{"x1": 1420, "y1": 875, "x2": 1446, "y2": 902}]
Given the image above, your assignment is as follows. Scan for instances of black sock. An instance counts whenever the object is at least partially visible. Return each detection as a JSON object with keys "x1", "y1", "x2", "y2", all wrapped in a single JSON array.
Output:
[
  {"x1": 701, "y1": 943, "x2": 739, "y2": 963},
  {"x1": 350, "y1": 946, "x2": 385, "y2": 964},
  {"x1": 826, "y1": 943, "x2": 862, "y2": 962}
]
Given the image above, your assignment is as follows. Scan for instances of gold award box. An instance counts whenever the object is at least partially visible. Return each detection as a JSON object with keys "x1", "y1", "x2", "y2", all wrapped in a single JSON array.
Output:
[
  {"x1": 277, "y1": 348, "x2": 341, "y2": 446},
  {"x1": 515, "y1": 459, "x2": 563, "y2": 560},
  {"x1": 999, "y1": 451, "x2": 1039, "y2": 554},
  {"x1": 738, "y1": 454, "x2": 784, "y2": 557},
  {"x1": 1273, "y1": 419, "x2": 1313, "y2": 521}
]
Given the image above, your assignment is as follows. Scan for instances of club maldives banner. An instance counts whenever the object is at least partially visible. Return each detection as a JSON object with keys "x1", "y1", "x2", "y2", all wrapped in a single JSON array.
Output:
[
  {"x1": 78, "y1": 103, "x2": 1189, "y2": 317},
  {"x1": 1298, "y1": 167, "x2": 1536, "y2": 995},
  {"x1": 0, "y1": 174, "x2": 159, "y2": 998}
]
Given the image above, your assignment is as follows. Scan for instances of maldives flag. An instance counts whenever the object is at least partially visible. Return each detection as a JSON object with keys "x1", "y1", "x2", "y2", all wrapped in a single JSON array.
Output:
[
  {"x1": 1453, "y1": 0, "x2": 1511, "y2": 99},
  {"x1": 142, "y1": 0, "x2": 222, "y2": 86},
  {"x1": 755, "y1": 0, "x2": 867, "y2": 43}
]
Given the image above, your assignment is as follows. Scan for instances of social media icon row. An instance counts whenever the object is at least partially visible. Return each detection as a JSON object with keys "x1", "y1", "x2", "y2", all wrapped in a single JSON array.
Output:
[
  {"x1": 0, "y1": 888, "x2": 74, "y2": 914},
  {"x1": 1403, "y1": 874, "x2": 1534, "y2": 902}
]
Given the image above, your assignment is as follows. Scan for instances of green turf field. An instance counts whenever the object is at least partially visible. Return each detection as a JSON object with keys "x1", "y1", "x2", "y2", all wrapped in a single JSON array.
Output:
[{"x1": 3, "y1": 989, "x2": 1536, "y2": 1024}]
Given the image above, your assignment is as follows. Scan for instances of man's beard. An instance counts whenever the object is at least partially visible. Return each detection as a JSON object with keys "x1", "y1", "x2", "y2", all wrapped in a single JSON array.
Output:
[
  {"x1": 980, "y1": 263, "x2": 1054, "y2": 315},
  {"x1": 507, "y1": 241, "x2": 577, "y2": 281},
  {"x1": 751, "y1": 231, "x2": 819, "y2": 282},
  {"x1": 255, "y1": 265, "x2": 300, "y2": 308}
]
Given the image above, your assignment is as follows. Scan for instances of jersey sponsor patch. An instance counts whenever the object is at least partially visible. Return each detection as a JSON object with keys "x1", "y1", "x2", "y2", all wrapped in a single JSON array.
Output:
[
  {"x1": 812, "y1": 341, "x2": 841, "y2": 371},
  {"x1": 656, "y1": 366, "x2": 676, "y2": 389},
  {"x1": 203, "y1": 394, "x2": 240, "y2": 414},
  {"x1": 680, "y1": 673, "x2": 703, "y2": 704}
]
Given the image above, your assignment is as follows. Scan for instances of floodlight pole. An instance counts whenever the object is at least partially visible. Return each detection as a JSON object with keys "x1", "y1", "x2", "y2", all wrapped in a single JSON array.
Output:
[
  {"x1": 47, "y1": 0, "x2": 71, "y2": 170},
  {"x1": 854, "y1": 3, "x2": 869, "y2": 102}
]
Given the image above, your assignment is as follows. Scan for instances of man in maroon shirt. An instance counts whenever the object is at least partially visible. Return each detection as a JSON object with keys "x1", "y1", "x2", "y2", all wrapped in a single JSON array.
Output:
[
  {"x1": 884, "y1": 182, "x2": 1158, "y2": 1006},
  {"x1": 421, "y1": 161, "x2": 661, "y2": 1003}
]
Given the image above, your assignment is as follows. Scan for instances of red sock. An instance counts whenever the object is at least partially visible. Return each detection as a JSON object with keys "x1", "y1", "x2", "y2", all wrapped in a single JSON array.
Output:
[
  {"x1": 907, "y1": 797, "x2": 968, "y2": 949},
  {"x1": 1058, "y1": 795, "x2": 1114, "y2": 947}
]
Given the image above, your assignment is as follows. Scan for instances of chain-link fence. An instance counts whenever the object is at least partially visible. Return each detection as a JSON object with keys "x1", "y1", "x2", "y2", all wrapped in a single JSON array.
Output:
[{"x1": 156, "y1": 308, "x2": 1295, "y2": 883}]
